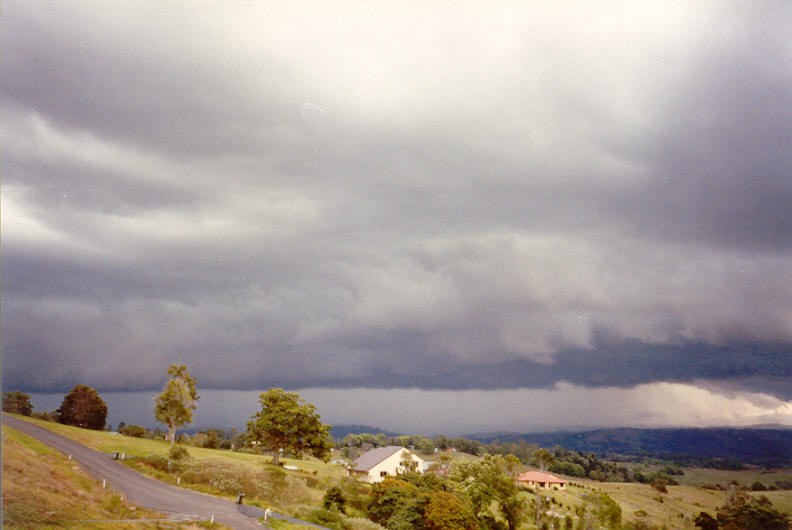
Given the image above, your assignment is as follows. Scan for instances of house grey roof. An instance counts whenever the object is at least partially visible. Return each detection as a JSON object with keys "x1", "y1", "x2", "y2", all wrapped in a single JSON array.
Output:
[{"x1": 353, "y1": 446, "x2": 405, "y2": 472}]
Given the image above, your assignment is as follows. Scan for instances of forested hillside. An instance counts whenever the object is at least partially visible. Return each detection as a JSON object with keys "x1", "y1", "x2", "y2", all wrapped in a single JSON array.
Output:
[{"x1": 471, "y1": 428, "x2": 792, "y2": 467}]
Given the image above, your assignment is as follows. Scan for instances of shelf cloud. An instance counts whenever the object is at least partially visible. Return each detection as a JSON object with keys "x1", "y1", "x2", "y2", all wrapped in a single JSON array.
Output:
[{"x1": 3, "y1": 1, "x2": 790, "y2": 429}]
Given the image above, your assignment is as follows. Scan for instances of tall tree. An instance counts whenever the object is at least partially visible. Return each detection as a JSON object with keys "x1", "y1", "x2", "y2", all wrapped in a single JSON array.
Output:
[
  {"x1": 533, "y1": 448, "x2": 555, "y2": 471},
  {"x1": 154, "y1": 365, "x2": 199, "y2": 444},
  {"x1": 449, "y1": 455, "x2": 526, "y2": 529},
  {"x1": 2, "y1": 391, "x2": 33, "y2": 416},
  {"x1": 424, "y1": 491, "x2": 479, "y2": 530},
  {"x1": 246, "y1": 388, "x2": 332, "y2": 465},
  {"x1": 56, "y1": 385, "x2": 108, "y2": 429}
]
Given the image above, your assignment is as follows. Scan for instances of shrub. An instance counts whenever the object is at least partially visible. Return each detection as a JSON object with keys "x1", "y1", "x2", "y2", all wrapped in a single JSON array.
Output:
[
  {"x1": 307, "y1": 508, "x2": 346, "y2": 530},
  {"x1": 651, "y1": 479, "x2": 668, "y2": 493},
  {"x1": 177, "y1": 461, "x2": 311, "y2": 508},
  {"x1": 168, "y1": 444, "x2": 190, "y2": 461},
  {"x1": 140, "y1": 454, "x2": 170, "y2": 472},
  {"x1": 345, "y1": 517, "x2": 386, "y2": 530},
  {"x1": 694, "y1": 512, "x2": 718, "y2": 530},
  {"x1": 32, "y1": 411, "x2": 55, "y2": 422},
  {"x1": 188, "y1": 433, "x2": 209, "y2": 447},
  {"x1": 119, "y1": 424, "x2": 147, "y2": 438},
  {"x1": 324, "y1": 485, "x2": 347, "y2": 513}
]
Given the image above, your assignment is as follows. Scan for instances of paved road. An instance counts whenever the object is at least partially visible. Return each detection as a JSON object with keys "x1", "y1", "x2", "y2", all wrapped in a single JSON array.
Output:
[{"x1": 2, "y1": 415, "x2": 327, "y2": 530}]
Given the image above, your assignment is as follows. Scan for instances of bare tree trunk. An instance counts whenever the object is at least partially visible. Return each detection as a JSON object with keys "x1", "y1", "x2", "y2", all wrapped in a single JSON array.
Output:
[
  {"x1": 272, "y1": 445, "x2": 280, "y2": 465},
  {"x1": 169, "y1": 424, "x2": 176, "y2": 445}
]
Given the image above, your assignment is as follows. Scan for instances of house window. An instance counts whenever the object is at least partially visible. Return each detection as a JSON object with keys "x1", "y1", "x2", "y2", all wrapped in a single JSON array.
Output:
[{"x1": 380, "y1": 471, "x2": 388, "y2": 477}]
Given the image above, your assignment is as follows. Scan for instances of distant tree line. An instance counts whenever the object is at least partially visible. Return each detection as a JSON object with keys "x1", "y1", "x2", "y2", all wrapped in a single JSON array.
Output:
[
  {"x1": 4, "y1": 386, "x2": 108, "y2": 430},
  {"x1": 2, "y1": 392, "x2": 33, "y2": 416},
  {"x1": 338, "y1": 431, "x2": 681, "y2": 484}
]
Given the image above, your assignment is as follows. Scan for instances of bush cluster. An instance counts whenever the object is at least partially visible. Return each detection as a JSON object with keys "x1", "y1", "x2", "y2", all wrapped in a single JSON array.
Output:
[{"x1": 134, "y1": 455, "x2": 312, "y2": 509}]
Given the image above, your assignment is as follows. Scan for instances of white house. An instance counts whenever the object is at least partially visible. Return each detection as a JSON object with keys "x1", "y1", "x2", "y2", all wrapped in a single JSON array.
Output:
[{"x1": 351, "y1": 446, "x2": 424, "y2": 483}]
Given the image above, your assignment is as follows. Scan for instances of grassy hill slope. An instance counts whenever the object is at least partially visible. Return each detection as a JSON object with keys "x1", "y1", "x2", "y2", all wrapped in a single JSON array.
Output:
[{"x1": 2, "y1": 425, "x2": 225, "y2": 528}]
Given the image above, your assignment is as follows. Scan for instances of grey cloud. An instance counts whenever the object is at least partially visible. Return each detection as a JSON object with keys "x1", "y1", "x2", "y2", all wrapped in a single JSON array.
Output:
[{"x1": 2, "y1": 4, "x2": 307, "y2": 159}]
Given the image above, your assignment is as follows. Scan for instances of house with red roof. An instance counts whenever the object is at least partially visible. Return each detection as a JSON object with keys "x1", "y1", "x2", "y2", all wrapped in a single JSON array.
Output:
[{"x1": 516, "y1": 471, "x2": 567, "y2": 490}]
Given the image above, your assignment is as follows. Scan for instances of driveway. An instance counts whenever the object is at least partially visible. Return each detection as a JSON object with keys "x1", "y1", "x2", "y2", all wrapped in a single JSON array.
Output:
[{"x1": 2, "y1": 414, "x2": 327, "y2": 529}]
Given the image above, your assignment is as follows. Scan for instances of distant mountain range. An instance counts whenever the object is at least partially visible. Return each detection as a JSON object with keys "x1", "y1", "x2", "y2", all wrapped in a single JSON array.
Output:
[
  {"x1": 332, "y1": 425, "x2": 792, "y2": 466},
  {"x1": 470, "y1": 428, "x2": 792, "y2": 466},
  {"x1": 330, "y1": 425, "x2": 401, "y2": 440}
]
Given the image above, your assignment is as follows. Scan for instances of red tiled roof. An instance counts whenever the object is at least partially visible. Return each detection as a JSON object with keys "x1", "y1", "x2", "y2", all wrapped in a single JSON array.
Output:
[{"x1": 516, "y1": 471, "x2": 566, "y2": 483}]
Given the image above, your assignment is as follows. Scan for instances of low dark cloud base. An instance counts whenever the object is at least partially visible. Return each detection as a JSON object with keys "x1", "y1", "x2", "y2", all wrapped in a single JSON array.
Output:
[{"x1": 5, "y1": 332, "x2": 790, "y2": 401}]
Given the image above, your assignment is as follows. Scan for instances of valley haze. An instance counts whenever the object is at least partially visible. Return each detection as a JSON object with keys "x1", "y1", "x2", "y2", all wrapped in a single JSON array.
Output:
[{"x1": 2, "y1": 1, "x2": 791, "y2": 434}]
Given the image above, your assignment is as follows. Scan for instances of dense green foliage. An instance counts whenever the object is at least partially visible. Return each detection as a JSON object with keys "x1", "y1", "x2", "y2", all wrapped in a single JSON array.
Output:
[
  {"x1": 450, "y1": 455, "x2": 525, "y2": 529},
  {"x1": 367, "y1": 473, "x2": 481, "y2": 530},
  {"x1": 246, "y1": 388, "x2": 333, "y2": 465},
  {"x1": 363, "y1": 455, "x2": 532, "y2": 530},
  {"x1": 118, "y1": 423, "x2": 148, "y2": 437},
  {"x1": 424, "y1": 491, "x2": 479, "y2": 530},
  {"x1": 324, "y1": 485, "x2": 347, "y2": 513},
  {"x1": 56, "y1": 385, "x2": 108, "y2": 430},
  {"x1": 168, "y1": 443, "x2": 190, "y2": 461},
  {"x1": 576, "y1": 491, "x2": 622, "y2": 529},
  {"x1": 154, "y1": 365, "x2": 199, "y2": 444},
  {"x1": 3, "y1": 391, "x2": 33, "y2": 416}
]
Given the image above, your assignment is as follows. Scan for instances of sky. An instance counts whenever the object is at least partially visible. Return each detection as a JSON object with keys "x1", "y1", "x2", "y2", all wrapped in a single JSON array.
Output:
[{"x1": 2, "y1": 1, "x2": 791, "y2": 435}]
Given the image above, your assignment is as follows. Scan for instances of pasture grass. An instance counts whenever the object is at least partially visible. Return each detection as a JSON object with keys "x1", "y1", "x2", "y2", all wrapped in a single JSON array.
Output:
[
  {"x1": 12, "y1": 414, "x2": 346, "y2": 477},
  {"x1": 6, "y1": 414, "x2": 348, "y2": 515},
  {"x1": 672, "y1": 466, "x2": 792, "y2": 487},
  {"x1": 2, "y1": 425, "x2": 228, "y2": 529}
]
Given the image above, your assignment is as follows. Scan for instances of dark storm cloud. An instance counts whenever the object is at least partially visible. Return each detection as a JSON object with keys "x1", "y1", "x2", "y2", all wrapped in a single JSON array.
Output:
[{"x1": 2, "y1": 0, "x2": 791, "y2": 423}]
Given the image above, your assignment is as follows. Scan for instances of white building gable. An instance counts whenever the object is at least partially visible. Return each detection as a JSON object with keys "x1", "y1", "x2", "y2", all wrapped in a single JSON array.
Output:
[{"x1": 352, "y1": 446, "x2": 424, "y2": 483}]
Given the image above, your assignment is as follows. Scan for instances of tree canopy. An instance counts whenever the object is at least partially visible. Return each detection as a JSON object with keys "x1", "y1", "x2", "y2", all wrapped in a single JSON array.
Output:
[
  {"x1": 448, "y1": 454, "x2": 525, "y2": 529},
  {"x1": 56, "y1": 385, "x2": 108, "y2": 430},
  {"x1": 154, "y1": 365, "x2": 199, "y2": 444},
  {"x1": 714, "y1": 485, "x2": 790, "y2": 530},
  {"x1": 246, "y1": 388, "x2": 332, "y2": 465},
  {"x1": 3, "y1": 391, "x2": 33, "y2": 416}
]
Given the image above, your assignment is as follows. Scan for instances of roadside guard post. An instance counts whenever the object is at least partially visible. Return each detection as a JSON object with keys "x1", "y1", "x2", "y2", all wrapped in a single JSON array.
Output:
[{"x1": 237, "y1": 493, "x2": 245, "y2": 504}]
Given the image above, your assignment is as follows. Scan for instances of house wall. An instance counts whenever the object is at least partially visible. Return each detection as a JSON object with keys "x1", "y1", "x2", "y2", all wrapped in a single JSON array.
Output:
[
  {"x1": 363, "y1": 449, "x2": 424, "y2": 483},
  {"x1": 520, "y1": 480, "x2": 565, "y2": 490}
]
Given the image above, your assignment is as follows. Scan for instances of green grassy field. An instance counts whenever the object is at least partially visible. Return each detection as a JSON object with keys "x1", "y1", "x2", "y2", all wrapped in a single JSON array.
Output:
[
  {"x1": 2, "y1": 425, "x2": 228, "y2": 529},
  {"x1": 672, "y1": 466, "x2": 792, "y2": 487},
  {"x1": 9, "y1": 414, "x2": 346, "y2": 477},
  {"x1": 4, "y1": 414, "x2": 349, "y2": 515}
]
